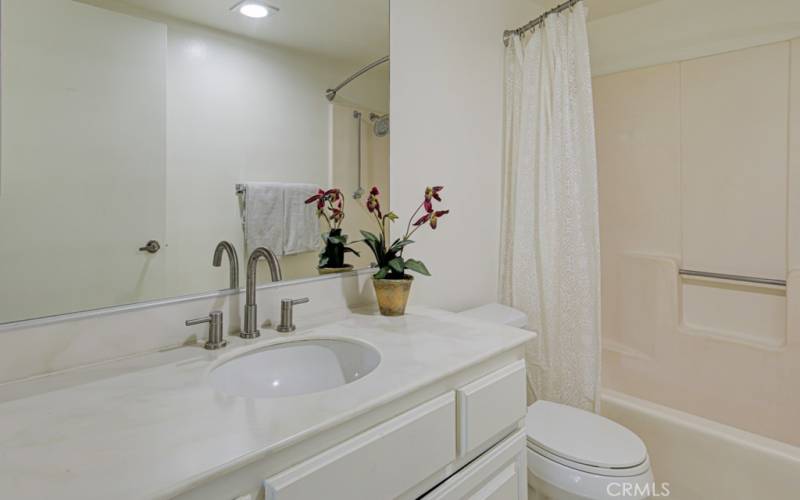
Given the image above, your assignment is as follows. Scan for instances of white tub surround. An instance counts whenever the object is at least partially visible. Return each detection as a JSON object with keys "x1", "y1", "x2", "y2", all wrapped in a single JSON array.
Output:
[
  {"x1": 600, "y1": 390, "x2": 800, "y2": 500},
  {"x1": 0, "y1": 308, "x2": 534, "y2": 500}
]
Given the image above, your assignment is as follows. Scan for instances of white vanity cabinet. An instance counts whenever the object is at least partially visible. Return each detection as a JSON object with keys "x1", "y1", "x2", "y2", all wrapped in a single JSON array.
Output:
[{"x1": 262, "y1": 360, "x2": 527, "y2": 500}]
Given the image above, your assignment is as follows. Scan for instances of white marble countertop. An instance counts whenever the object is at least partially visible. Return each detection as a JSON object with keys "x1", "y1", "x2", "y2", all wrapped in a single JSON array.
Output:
[{"x1": 0, "y1": 307, "x2": 533, "y2": 500}]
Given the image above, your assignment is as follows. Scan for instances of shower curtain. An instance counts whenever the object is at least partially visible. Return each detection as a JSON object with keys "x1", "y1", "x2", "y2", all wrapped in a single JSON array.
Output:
[{"x1": 499, "y1": 2, "x2": 600, "y2": 411}]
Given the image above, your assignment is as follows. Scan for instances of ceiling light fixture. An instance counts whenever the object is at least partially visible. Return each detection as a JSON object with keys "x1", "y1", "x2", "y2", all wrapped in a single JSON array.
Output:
[{"x1": 230, "y1": 1, "x2": 279, "y2": 19}]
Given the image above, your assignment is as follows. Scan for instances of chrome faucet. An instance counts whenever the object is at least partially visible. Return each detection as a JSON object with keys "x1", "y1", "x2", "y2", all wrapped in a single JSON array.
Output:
[
  {"x1": 212, "y1": 241, "x2": 240, "y2": 289},
  {"x1": 276, "y1": 297, "x2": 310, "y2": 333},
  {"x1": 185, "y1": 311, "x2": 227, "y2": 350},
  {"x1": 241, "y1": 247, "x2": 283, "y2": 339}
]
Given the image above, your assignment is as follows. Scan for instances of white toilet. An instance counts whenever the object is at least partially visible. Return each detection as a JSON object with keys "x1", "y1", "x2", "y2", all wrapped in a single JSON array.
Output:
[{"x1": 460, "y1": 304, "x2": 654, "y2": 500}]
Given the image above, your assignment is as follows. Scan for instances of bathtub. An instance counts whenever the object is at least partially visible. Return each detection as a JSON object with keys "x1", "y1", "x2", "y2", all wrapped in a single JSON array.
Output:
[{"x1": 599, "y1": 390, "x2": 800, "y2": 500}]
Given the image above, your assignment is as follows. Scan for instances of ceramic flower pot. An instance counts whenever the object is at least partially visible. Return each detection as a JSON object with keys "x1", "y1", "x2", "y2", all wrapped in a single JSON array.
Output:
[
  {"x1": 317, "y1": 264, "x2": 354, "y2": 275},
  {"x1": 372, "y1": 276, "x2": 413, "y2": 316}
]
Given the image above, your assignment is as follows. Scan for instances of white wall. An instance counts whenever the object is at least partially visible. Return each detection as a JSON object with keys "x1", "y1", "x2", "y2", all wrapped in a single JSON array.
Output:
[{"x1": 390, "y1": 0, "x2": 543, "y2": 312}]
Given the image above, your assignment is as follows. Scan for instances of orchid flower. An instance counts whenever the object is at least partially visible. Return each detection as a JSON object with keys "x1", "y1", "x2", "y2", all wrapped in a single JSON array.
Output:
[
  {"x1": 360, "y1": 185, "x2": 450, "y2": 280},
  {"x1": 305, "y1": 187, "x2": 347, "y2": 229}
]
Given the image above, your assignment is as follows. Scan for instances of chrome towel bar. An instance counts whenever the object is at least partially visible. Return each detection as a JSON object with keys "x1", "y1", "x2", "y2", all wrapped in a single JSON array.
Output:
[{"x1": 678, "y1": 269, "x2": 786, "y2": 287}]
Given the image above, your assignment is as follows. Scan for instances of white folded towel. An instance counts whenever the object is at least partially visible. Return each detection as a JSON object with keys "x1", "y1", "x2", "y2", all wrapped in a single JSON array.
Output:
[
  {"x1": 283, "y1": 184, "x2": 321, "y2": 255},
  {"x1": 243, "y1": 182, "x2": 284, "y2": 257},
  {"x1": 240, "y1": 182, "x2": 322, "y2": 257}
]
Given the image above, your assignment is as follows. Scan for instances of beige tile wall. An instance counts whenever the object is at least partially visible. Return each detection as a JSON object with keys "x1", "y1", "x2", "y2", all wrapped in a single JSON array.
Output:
[
  {"x1": 595, "y1": 39, "x2": 800, "y2": 446},
  {"x1": 681, "y1": 42, "x2": 789, "y2": 280},
  {"x1": 594, "y1": 63, "x2": 681, "y2": 360}
]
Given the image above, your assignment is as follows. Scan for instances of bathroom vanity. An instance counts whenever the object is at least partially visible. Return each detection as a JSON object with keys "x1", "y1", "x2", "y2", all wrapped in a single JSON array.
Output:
[{"x1": 0, "y1": 308, "x2": 533, "y2": 500}]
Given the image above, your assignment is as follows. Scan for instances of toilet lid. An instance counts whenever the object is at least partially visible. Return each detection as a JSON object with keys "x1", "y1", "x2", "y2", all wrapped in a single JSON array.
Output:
[{"x1": 525, "y1": 401, "x2": 647, "y2": 470}]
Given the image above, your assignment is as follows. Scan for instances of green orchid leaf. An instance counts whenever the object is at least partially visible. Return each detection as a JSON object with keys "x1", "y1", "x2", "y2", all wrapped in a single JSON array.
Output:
[
  {"x1": 388, "y1": 257, "x2": 405, "y2": 273},
  {"x1": 389, "y1": 238, "x2": 414, "y2": 253},
  {"x1": 377, "y1": 240, "x2": 386, "y2": 262},
  {"x1": 359, "y1": 237, "x2": 381, "y2": 263},
  {"x1": 374, "y1": 266, "x2": 390, "y2": 279},
  {"x1": 385, "y1": 249, "x2": 399, "y2": 261},
  {"x1": 404, "y1": 259, "x2": 431, "y2": 276},
  {"x1": 360, "y1": 230, "x2": 379, "y2": 243},
  {"x1": 363, "y1": 239, "x2": 378, "y2": 255},
  {"x1": 343, "y1": 247, "x2": 360, "y2": 256},
  {"x1": 329, "y1": 236, "x2": 345, "y2": 245},
  {"x1": 360, "y1": 230, "x2": 389, "y2": 264}
]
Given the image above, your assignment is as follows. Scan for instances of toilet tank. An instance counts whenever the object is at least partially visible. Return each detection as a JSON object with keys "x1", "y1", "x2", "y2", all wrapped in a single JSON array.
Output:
[{"x1": 459, "y1": 303, "x2": 528, "y2": 328}]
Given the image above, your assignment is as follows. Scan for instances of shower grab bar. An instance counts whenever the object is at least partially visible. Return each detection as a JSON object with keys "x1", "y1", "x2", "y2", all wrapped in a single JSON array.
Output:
[
  {"x1": 353, "y1": 111, "x2": 364, "y2": 199},
  {"x1": 678, "y1": 269, "x2": 786, "y2": 287}
]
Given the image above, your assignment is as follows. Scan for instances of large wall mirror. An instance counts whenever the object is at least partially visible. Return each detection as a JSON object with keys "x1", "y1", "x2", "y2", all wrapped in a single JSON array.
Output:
[{"x1": 0, "y1": 0, "x2": 389, "y2": 324}]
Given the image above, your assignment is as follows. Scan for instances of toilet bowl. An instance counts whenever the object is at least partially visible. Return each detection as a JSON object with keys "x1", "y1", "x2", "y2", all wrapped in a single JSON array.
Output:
[{"x1": 459, "y1": 304, "x2": 654, "y2": 500}]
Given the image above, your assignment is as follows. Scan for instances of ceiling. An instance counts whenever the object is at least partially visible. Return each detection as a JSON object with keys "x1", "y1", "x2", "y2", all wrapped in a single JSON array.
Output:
[
  {"x1": 538, "y1": 0, "x2": 663, "y2": 21},
  {"x1": 102, "y1": 0, "x2": 389, "y2": 64},
  {"x1": 85, "y1": 1, "x2": 660, "y2": 65},
  {"x1": 582, "y1": 0, "x2": 800, "y2": 75}
]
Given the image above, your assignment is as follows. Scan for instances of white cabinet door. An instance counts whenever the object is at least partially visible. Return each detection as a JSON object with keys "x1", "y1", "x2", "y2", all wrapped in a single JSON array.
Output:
[
  {"x1": 264, "y1": 392, "x2": 456, "y2": 500},
  {"x1": 470, "y1": 462, "x2": 520, "y2": 500},
  {"x1": 456, "y1": 360, "x2": 527, "y2": 457},
  {"x1": 424, "y1": 430, "x2": 527, "y2": 500}
]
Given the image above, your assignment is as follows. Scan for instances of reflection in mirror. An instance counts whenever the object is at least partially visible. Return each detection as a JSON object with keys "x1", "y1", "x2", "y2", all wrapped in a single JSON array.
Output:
[{"x1": 0, "y1": 0, "x2": 389, "y2": 324}]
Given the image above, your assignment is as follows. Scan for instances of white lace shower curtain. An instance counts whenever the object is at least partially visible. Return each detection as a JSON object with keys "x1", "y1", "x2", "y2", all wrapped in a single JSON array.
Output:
[{"x1": 499, "y1": 2, "x2": 601, "y2": 411}]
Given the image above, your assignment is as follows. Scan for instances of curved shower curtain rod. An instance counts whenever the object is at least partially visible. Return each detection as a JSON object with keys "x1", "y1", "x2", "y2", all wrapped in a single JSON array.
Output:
[{"x1": 326, "y1": 55, "x2": 389, "y2": 101}]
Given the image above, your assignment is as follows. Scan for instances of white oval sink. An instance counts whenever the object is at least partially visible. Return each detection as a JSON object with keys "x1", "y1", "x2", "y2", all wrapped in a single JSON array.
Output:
[{"x1": 209, "y1": 338, "x2": 380, "y2": 398}]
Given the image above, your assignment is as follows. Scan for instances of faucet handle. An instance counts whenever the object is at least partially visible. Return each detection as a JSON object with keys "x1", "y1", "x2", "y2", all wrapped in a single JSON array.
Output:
[
  {"x1": 185, "y1": 311, "x2": 227, "y2": 350},
  {"x1": 276, "y1": 297, "x2": 310, "y2": 333},
  {"x1": 284, "y1": 297, "x2": 310, "y2": 306}
]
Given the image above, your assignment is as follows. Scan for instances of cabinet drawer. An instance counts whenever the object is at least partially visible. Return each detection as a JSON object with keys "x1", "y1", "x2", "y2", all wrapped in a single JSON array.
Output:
[
  {"x1": 423, "y1": 429, "x2": 527, "y2": 500},
  {"x1": 264, "y1": 392, "x2": 456, "y2": 500},
  {"x1": 456, "y1": 360, "x2": 526, "y2": 456}
]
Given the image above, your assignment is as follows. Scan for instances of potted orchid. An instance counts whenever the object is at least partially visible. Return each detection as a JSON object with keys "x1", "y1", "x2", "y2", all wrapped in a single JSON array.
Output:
[
  {"x1": 361, "y1": 185, "x2": 449, "y2": 316},
  {"x1": 305, "y1": 188, "x2": 360, "y2": 274}
]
